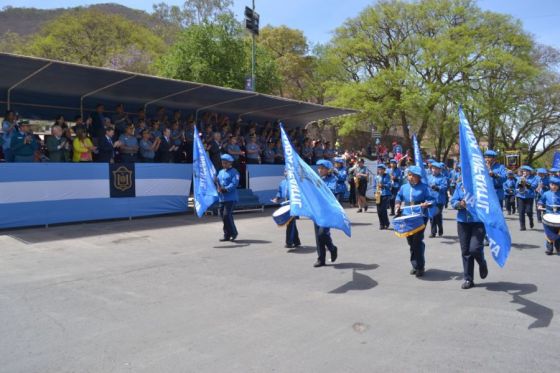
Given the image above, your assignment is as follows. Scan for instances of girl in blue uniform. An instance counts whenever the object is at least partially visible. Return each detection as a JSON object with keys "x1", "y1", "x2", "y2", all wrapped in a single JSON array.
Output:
[
  {"x1": 216, "y1": 154, "x2": 240, "y2": 241},
  {"x1": 537, "y1": 177, "x2": 560, "y2": 255},
  {"x1": 395, "y1": 166, "x2": 435, "y2": 277},
  {"x1": 451, "y1": 182, "x2": 489, "y2": 289},
  {"x1": 314, "y1": 160, "x2": 338, "y2": 267},
  {"x1": 333, "y1": 157, "x2": 348, "y2": 204}
]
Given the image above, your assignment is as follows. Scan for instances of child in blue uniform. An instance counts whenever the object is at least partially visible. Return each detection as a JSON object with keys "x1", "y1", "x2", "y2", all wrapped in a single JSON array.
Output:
[
  {"x1": 537, "y1": 176, "x2": 560, "y2": 255},
  {"x1": 451, "y1": 182, "x2": 489, "y2": 289},
  {"x1": 332, "y1": 157, "x2": 348, "y2": 204},
  {"x1": 516, "y1": 165, "x2": 539, "y2": 230},
  {"x1": 395, "y1": 166, "x2": 435, "y2": 277},
  {"x1": 503, "y1": 171, "x2": 517, "y2": 215},
  {"x1": 428, "y1": 162, "x2": 448, "y2": 237},
  {"x1": 374, "y1": 164, "x2": 392, "y2": 229},
  {"x1": 535, "y1": 168, "x2": 550, "y2": 223},
  {"x1": 388, "y1": 159, "x2": 403, "y2": 216},
  {"x1": 313, "y1": 160, "x2": 338, "y2": 267},
  {"x1": 216, "y1": 154, "x2": 240, "y2": 241}
]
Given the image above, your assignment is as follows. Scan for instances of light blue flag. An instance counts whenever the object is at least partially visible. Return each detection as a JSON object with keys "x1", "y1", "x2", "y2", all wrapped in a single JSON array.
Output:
[
  {"x1": 193, "y1": 125, "x2": 219, "y2": 218},
  {"x1": 412, "y1": 134, "x2": 428, "y2": 185},
  {"x1": 458, "y1": 107, "x2": 511, "y2": 267},
  {"x1": 280, "y1": 124, "x2": 351, "y2": 237}
]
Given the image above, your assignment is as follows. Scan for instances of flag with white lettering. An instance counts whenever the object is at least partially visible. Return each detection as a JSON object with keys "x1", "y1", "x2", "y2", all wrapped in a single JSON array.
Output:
[
  {"x1": 193, "y1": 125, "x2": 219, "y2": 217},
  {"x1": 280, "y1": 124, "x2": 351, "y2": 237},
  {"x1": 412, "y1": 134, "x2": 428, "y2": 185},
  {"x1": 459, "y1": 107, "x2": 511, "y2": 267}
]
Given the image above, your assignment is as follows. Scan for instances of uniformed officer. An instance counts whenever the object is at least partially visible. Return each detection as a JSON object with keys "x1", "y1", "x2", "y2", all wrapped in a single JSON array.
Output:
[
  {"x1": 451, "y1": 181, "x2": 489, "y2": 289},
  {"x1": 535, "y1": 168, "x2": 550, "y2": 223},
  {"x1": 428, "y1": 162, "x2": 448, "y2": 237},
  {"x1": 313, "y1": 160, "x2": 338, "y2": 267},
  {"x1": 537, "y1": 176, "x2": 560, "y2": 255},
  {"x1": 332, "y1": 157, "x2": 347, "y2": 204},
  {"x1": 262, "y1": 140, "x2": 276, "y2": 164},
  {"x1": 117, "y1": 124, "x2": 139, "y2": 163},
  {"x1": 10, "y1": 120, "x2": 38, "y2": 162},
  {"x1": 388, "y1": 159, "x2": 403, "y2": 215},
  {"x1": 503, "y1": 171, "x2": 517, "y2": 215},
  {"x1": 216, "y1": 154, "x2": 240, "y2": 241},
  {"x1": 395, "y1": 166, "x2": 435, "y2": 277},
  {"x1": 484, "y1": 150, "x2": 507, "y2": 209},
  {"x1": 272, "y1": 174, "x2": 301, "y2": 249},
  {"x1": 516, "y1": 165, "x2": 539, "y2": 230},
  {"x1": 374, "y1": 164, "x2": 392, "y2": 229}
]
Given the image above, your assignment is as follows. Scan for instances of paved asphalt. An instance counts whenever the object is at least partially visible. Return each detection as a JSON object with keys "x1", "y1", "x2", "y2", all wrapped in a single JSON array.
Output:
[{"x1": 0, "y1": 206, "x2": 558, "y2": 373}]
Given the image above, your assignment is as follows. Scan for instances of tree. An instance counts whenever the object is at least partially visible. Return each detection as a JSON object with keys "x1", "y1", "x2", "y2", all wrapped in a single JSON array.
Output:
[{"x1": 23, "y1": 9, "x2": 167, "y2": 74}]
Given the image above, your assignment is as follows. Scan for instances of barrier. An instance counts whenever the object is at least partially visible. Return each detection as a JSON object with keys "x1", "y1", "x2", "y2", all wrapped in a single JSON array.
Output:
[
  {"x1": 0, "y1": 163, "x2": 192, "y2": 229},
  {"x1": 246, "y1": 164, "x2": 285, "y2": 206}
]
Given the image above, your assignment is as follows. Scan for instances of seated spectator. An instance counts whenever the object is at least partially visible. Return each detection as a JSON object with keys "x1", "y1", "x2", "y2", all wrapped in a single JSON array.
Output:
[
  {"x1": 139, "y1": 129, "x2": 160, "y2": 162},
  {"x1": 117, "y1": 124, "x2": 139, "y2": 163},
  {"x1": 11, "y1": 120, "x2": 38, "y2": 162},
  {"x1": 262, "y1": 140, "x2": 276, "y2": 164},
  {"x1": 245, "y1": 135, "x2": 261, "y2": 164},
  {"x1": 96, "y1": 126, "x2": 117, "y2": 163},
  {"x1": 72, "y1": 128, "x2": 96, "y2": 162},
  {"x1": 157, "y1": 127, "x2": 177, "y2": 163},
  {"x1": 2, "y1": 110, "x2": 18, "y2": 161},
  {"x1": 46, "y1": 125, "x2": 70, "y2": 162}
]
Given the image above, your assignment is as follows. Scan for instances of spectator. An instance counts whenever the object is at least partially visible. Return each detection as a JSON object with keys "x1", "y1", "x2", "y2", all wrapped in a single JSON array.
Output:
[
  {"x1": 72, "y1": 128, "x2": 95, "y2": 162},
  {"x1": 313, "y1": 140, "x2": 324, "y2": 164},
  {"x1": 262, "y1": 140, "x2": 276, "y2": 164},
  {"x1": 274, "y1": 140, "x2": 284, "y2": 164},
  {"x1": 11, "y1": 120, "x2": 38, "y2": 162},
  {"x1": 151, "y1": 119, "x2": 162, "y2": 140},
  {"x1": 46, "y1": 125, "x2": 70, "y2": 162},
  {"x1": 207, "y1": 132, "x2": 223, "y2": 171},
  {"x1": 2, "y1": 110, "x2": 18, "y2": 161},
  {"x1": 134, "y1": 107, "x2": 146, "y2": 126},
  {"x1": 90, "y1": 104, "x2": 106, "y2": 139},
  {"x1": 301, "y1": 138, "x2": 313, "y2": 165},
  {"x1": 139, "y1": 129, "x2": 160, "y2": 162},
  {"x1": 96, "y1": 126, "x2": 116, "y2": 163},
  {"x1": 170, "y1": 120, "x2": 184, "y2": 162},
  {"x1": 134, "y1": 118, "x2": 148, "y2": 139},
  {"x1": 117, "y1": 124, "x2": 139, "y2": 163},
  {"x1": 324, "y1": 141, "x2": 335, "y2": 161},
  {"x1": 245, "y1": 134, "x2": 261, "y2": 164},
  {"x1": 226, "y1": 136, "x2": 243, "y2": 166},
  {"x1": 157, "y1": 127, "x2": 175, "y2": 163},
  {"x1": 112, "y1": 103, "x2": 130, "y2": 138}
]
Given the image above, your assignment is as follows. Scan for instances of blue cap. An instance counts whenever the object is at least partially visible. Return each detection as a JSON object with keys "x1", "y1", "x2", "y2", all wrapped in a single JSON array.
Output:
[
  {"x1": 520, "y1": 165, "x2": 533, "y2": 172},
  {"x1": 377, "y1": 164, "x2": 387, "y2": 169},
  {"x1": 537, "y1": 168, "x2": 547, "y2": 174},
  {"x1": 408, "y1": 165, "x2": 423, "y2": 177},
  {"x1": 550, "y1": 168, "x2": 559, "y2": 173},
  {"x1": 390, "y1": 159, "x2": 397, "y2": 164},
  {"x1": 316, "y1": 160, "x2": 333, "y2": 169},
  {"x1": 484, "y1": 150, "x2": 497, "y2": 157},
  {"x1": 550, "y1": 176, "x2": 560, "y2": 185},
  {"x1": 431, "y1": 162, "x2": 443, "y2": 169},
  {"x1": 334, "y1": 157, "x2": 344, "y2": 163},
  {"x1": 220, "y1": 154, "x2": 234, "y2": 162},
  {"x1": 427, "y1": 159, "x2": 436, "y2": 164}
]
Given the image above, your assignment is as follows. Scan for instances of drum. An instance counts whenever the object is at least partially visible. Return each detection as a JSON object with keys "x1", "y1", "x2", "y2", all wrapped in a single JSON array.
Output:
[
  {"x1": 393, "y1": 214, "x2": 426, "y2": 238},
  {"x1": 543, "y1": 213, "x2": 560, "y2": 228},
  {"x1": 272, "y1": 205, "x2": 293, "y2": 226}
]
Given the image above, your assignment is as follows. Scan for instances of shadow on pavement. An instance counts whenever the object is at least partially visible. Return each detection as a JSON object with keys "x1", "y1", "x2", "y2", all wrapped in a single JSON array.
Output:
[
  {"x1": 213, "y1": 239, "x2": 272, "y2": 249},
  {"x1": 329, "y1": 269, "x2": 378, "y2": 294},
  {"x1": 511, "y1": 242, "x2": 541, "y2": 250},
  {"x1": 351, "y1": 222, "x2": 372, "y2": 226},
  {"x1": 418, "y1": 268, "x2": 463, "y2": 281},
  {"x1": 286, "y1": 246, "x2": 316, "y2": 254},
  {"x1": 479, "y1": 282, "x2": 553, "y2": 329},
  {"x1": 332, "y1": 263, "x2": 379, "y2": 270}
]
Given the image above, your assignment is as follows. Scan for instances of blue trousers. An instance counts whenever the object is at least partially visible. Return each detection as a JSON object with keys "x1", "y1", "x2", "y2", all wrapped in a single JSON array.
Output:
[
  {"x1": 430, "y1": 204, "x2": 444, "y2": 236},
  {"x1": 219, "y1": 201, "x2": 238, "y2": 239},
  {"x1": 517, "y1": 197, "x2": 534, "y2": 229},
  {"x1": 286, "y1": 218, "x2": 300, "y2": 246},
  {"x1": 407, "y1": 220, "x2": 427, "y2": 270},
  {"x1": 314, "y1": 223, "x2": 335, "y2": 264},
  {"x1": 457, "y1": 222, "x2": 486, "y2": 282},
  {"x1": 377, "y1": 195, "x2": 391, "y2": 227}
]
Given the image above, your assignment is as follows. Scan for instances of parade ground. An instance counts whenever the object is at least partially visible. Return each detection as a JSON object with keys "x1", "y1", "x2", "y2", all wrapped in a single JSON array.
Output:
[{"x1": 1, "y1": 207, "x2": 558, "y2": 373}]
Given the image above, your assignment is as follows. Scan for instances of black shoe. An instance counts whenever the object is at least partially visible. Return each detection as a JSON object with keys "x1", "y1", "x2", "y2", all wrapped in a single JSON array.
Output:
[
  {"x1": 438, "y1": 232, "x2": 443, "y2": 237},
  {"x1": 461, "y1": 281, "x2": 475, "y2": 289},
  {"x1": 313, "y1": 260, "x2": 325, "y2": 268},
  {"x1": 285, "y1": 244, "x2": 295, "y2": 249},
  {"x1": 219, "y1": 237, "x2": 230, "y2": 242},
  {"x1": 330, "y1": 247, "x2": 338, "y2": 263},
  {"x1": 546, "y1": 250, "x2": 553, "y2": 255},
  {"x1": 390, "y1": 213, "x2": 395, "y2": 216},
  {"x1": 294, "y1": 242, "x2": 301, "y2": 247},
  {"x1": 415, "y1": 269, "x2": 425, "y2": 277},
  {"x1": 364, "y1": 206, "x2": 368, "y2": 212},
  {"x1": 357, "y1": 209, "x2": 363, "y2": 213},
  {"x1": 230, "y1": 234, "x2": 238, "y2": 241},
  {"x1": 429, "y1": 234, "x2": 436, "y2": 238},
  {"x1": 379, "y1": 226, "x2": 386, "y2": 230},
  {"x1": 479, "y1": 263, "x2": 488, "y2": 279},
  {"x1": 410, "y1": 268, "x2": 417, "y2": 275},
  {"x1": 520, "y1": 227, "x2": 527, "y2": 231},
  {"x1": 530, "y1": 221, "x2": 534, "y2": 229}
]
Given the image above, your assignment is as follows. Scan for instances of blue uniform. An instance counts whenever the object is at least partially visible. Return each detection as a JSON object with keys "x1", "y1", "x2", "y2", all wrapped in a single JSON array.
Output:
[
  {"x1": 427, "y1": 173, "x2": 448, "y2": 236},
  {"x1": 396, "y1": 182, "x2": 435, "y2": 272},
  {"x1": 374, "y1": 173, "x2": 392, "y2": 229},
  {"x1": 503, "y1": 177, "x2": 517, "y2": 214},
  {"x1": 388, "y1": 167, "x2": 403, "y2": 215},
  {"x1": 451, "y1": 183, "x2": 488, "y2": 284},
  {"x1": 263, "y1": 147, "x2": 275, "y2": 164},
  {"x1": 538, "y1": 190, "x2": 560, "y2": 253},
  {"x1": 314, "y1": 174, "x2": 338, "y2": 266},
  {"x1": 488, "y1": 162, "x2": 507, "y2": 205},
  {"x1": 536, "y1": 175, "x2": 550, "y2": 223},
  {"x1": 217, "y1": 167, "x2": 240, "y2": 240},
  {"x1": 516, "y1": 174, "x2": 539, "y2": 230},
  {"x1": 276, "y1": 179, "x2": 301, "y2": 247},
  {"x1": 333, "y1": 166, "x2": 347, "y2": 202}
]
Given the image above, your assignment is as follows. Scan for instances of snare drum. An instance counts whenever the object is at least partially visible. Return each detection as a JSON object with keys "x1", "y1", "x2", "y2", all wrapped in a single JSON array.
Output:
[
  {"x1": 272, "y1": 205, "x2": 293, "y2": 226},
  {"x1": 543, "y1": 213, "x2": 560, "y2": 228},
  {"x1": 393, "y1": 214, "x2": 426, "y2": 238}
]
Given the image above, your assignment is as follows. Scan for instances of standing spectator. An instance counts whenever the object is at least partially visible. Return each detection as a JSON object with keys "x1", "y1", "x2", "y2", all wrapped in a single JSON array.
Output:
[
  {"x1": 117, "y1": 124, "x2": 139, "y2": 163},
  {"x1": 96, "y1": 126, "x2": 117, "y2": 163},
  {"x1": 2, "y1": 110, "x2": 18, "y2": 161},
  {"x1": 301, "y1": 138, "x2": 313, "y2": 165},
  {"x1": 312, "y1": 141, "x2": 324, "y2": 165},
  {"x1": 157, "y1": 127, "x2": 175, "y2": 163},
  {"x1": 139, "y1": 129, "x2": 160, "y2": 162},
  {"x1": 46, "y1": 125, "x2": 70, "y2": 162},
  {"x1": 226, "y1": 136, "x2": 243, "y2": 168},
  {"x1": 262, "y1": 140, "x2": 276, "y2": 164},
  {"x1": 207, "y1": 131, "x2": 223, "y2": 171},
  {"x1": 184, "y1": 120, "x2": 195, "y2": 163},
  {"x1": 11, "y1": 120, "x2": 38, "y2": 162},
  {"x1": 274, "y1": 140, "x2": 284, "y2": 164},
  {"x1": 245, "y1": 134, "x2": 261, "y2": 164},
  {"x1": 170, "y1": 120, "x2": 184, "y2": 162},
  {"x1": 72, "y1": 128, "x2": 96, "y2": 162},
  {"x1": 324, "y1": 141, "x2": 335, "y2": 161},
  {"x1": 151, "y1": 119, "x2": 162, "y2": 140},
  {"x1": 90, "y1": 104, "x2": 106, "y2": 140},
  {"x1": 112, "y1": 104, "x2": 129, "y2": 138}
]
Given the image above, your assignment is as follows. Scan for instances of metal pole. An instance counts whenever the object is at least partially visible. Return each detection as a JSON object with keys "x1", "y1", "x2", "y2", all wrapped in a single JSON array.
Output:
[{"x1": 252, "y1": 0, "x2": 256, "y2": 91}]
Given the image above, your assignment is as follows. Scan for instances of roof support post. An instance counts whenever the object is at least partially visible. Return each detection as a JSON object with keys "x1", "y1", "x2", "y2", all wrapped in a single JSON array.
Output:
[
  {"x1": 7, "y1": 62, "x2": 52, "y2": 110},
  {"x1": 79, "y1": 75, "x2": 136, "y2": 117}
]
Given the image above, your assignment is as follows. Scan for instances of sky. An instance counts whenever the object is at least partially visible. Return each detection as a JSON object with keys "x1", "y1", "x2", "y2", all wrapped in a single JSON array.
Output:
[{"x1": 2, "y1": 0, "x2": 560, "y2": 48}]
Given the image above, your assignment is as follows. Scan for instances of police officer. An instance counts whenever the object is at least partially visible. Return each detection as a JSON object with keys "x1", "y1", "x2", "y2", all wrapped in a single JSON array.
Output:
[
  {"x1": 484, "y1": 150, "x2": 507, "y2": 209},
  {"x1": 374, "y1": 164, "x2": 392, "y2": 229},
  {"x1": 10, "y1": 120, "x2": 38, "y2": 162},
  {"x1": 516, "y1": 165, "x2": 539, "y2": 231},
  {"x1": 451, "y1": 181, "x2": 489, "y2": 289},
  {"x1": 216, "y1": 154, "x2": 240, "y2": 241},
  {"x1": 428, "y1": 162, "x2": 448, "y2": 237},
  {"x1": 537, "y1": 176, "x2": 560, "y2": 255},
  {"x1": 395, "y1": 166, "x2": 435, "y2": 277},
  {"x1": 313, "y1": 160, "x2": 338, "y2": 267},
  {"x1": 535, "y1": 168, "x2": 550, "y2": 223},
  {"x1": 388, "y1": 159, "x2": 403, "y2": 216},
  {"x1": 272, "y1": 173, "x2": 301, "y2": 249},
  {"x1": 332, "y1": 157, "x2": 347, "y2": 204},
  {"x1": 503, "y1": 170, "x2": 517, "y2": 215}
]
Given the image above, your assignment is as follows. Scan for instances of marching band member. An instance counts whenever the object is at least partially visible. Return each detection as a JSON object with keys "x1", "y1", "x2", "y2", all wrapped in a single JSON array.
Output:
[
  {"x1": 448, "y1": 164, "x2": 461, "y2": 205},
  {"x1": 272, "y1": 172, "x2": 301, "y2": 249},
  {"x1": 550, "y1": 167, "x2": 560, "y2": 177},
  {"x1": 333, "y1": 157, "x2": 348, "y2": 204},
  {"x1": 427, "y1": 162, "x2": 448, "y2": 237},
  {"x1": 388, "y1": 159, "x2": 403, "y2": 216},
  {"x1": 374, "y1": 164, "x2": 392, "y2": 229},
  {"x1": 535, "y1": 168, "x2": 550, "y2": 224},
  {"x1": 484, "y1": 150, "x2": 507, "y2": 209},
  {"x1": 216, "y1": 154, "x2": 240, "y2": 241},
  {"x1": 537, "y1": 176, "x2": 560, "y2": 255},
  {"x1": 395, "y1": 166, "x2": 435, "y2": 277},
  {"x1": 313, "y1": 160, "x2": 339, "y2": 267},
  {"x1": 503, "y1": 171, "x2": 518, "y2": 215},
  {"x1": 353, "y1": 158, "x2": 369, "y2": 213},
  {"x1": 516, "y1": 165, "x2": 539, "y2": 231},
  {"x1": 451, "y1": 181, "x2": 489, "y2": 289}
]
